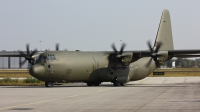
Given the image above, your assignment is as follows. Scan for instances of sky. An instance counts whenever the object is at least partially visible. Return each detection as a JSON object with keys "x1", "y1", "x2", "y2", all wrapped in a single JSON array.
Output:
[{"x1": 0, "y1": 0, "x2": 200, "y2": 52}]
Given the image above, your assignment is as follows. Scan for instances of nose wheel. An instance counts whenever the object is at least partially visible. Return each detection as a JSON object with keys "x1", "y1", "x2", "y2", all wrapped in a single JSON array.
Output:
[
  {"x1": 113, "y1": 82, "x2": 126, "y2": 86},
  {"x1": 45, "y1": 81, "x2": 54, "y2": 87}
]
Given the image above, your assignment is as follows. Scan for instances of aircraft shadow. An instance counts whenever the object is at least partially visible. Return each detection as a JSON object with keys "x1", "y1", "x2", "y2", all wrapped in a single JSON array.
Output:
[{"x1": 0, "y1": 84, "x2": 187, "y2": 88}]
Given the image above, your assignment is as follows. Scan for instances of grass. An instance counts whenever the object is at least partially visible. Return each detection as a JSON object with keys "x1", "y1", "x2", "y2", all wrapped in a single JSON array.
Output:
[
  {"x1": 0, "y1": 77, "x2": 44, "y2": 86},
  {"x1": 0, "y1": 69, "x2": 31, "y2": 77},
  {"x1": 149, "y1": 68, "x2": 200, "y2": 77},
  {"x1": 0, "y1": 70, "x2": 44, "y2": 86},
  {"x1": 0, "y1": 74, "x2": 32, "y2": 78}
]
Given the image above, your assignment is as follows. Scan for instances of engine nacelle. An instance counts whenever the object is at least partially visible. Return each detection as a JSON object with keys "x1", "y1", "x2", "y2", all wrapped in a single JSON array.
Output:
[
  {"x1": 156, "y1": 51, "x2": 168, "y2": 65},
  {"x1": 121, "y1": 52, "x2": 132, "y2": 66}
]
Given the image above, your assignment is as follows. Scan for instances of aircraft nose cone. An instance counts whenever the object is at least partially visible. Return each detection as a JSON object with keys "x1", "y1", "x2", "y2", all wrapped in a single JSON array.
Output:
[{"x1": 29, "y1": 64, "x2": 45, "y2": 77}]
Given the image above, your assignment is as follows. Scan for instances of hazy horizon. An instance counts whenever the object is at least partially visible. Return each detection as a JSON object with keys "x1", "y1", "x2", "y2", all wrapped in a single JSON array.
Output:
[{"x1": 0, "y1": 1, "x2": 200, "y2": 52}]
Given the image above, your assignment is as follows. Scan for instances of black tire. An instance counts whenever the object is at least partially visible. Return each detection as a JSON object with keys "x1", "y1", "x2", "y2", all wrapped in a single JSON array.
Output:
[
  {"x1": 120, "y1": 83, "x2": 126, "y2": 86},
  {"x1": 87, "y1": 82, "x2": 93, "y2": 86},
  {"x1": 45, "y1": 81, "x2": 54, "y2": 87},
  {"x1": 94, "y1": 82, "x2": 100, "y2": 86},
  {"x1": 113, "y1": 82, "x2": 120, "y2": 86}
]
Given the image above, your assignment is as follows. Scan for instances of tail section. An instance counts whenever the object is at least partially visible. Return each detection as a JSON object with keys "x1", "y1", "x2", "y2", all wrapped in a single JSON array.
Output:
[{"x1": 154, "y1": 9, "x2": 174, "y2": 51}]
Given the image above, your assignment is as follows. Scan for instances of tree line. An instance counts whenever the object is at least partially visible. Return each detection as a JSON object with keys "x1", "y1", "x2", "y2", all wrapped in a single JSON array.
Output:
[{"x1": 166, "y1": 58, "x2": 200, "y2": 68}]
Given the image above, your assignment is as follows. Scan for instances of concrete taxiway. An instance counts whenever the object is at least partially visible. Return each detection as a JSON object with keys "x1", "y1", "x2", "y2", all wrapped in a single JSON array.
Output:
[{"x1": 1, "y1": 77, "x2": 200, "y2": 112}]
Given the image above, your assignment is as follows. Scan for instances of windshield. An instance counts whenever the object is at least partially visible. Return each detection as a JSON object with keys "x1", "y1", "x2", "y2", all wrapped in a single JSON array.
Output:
[
  {"x1": 47, "y1": 54, "x2": 56, "y2": 61},
  {"x1": 43, "y1": 56, "x2": 47, "y2": 60},
  {"x1": 34, "y1": 54, "x2": 43, "y2": 64},
  {"x1": 34, "y1": 54, "x2": 56, "y2": 64}
]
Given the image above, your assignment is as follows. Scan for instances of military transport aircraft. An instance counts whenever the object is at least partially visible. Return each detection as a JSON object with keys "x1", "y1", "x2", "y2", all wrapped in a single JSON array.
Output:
[{"x1": 1, "y1": 9, "x2": 200, "y2": 87}]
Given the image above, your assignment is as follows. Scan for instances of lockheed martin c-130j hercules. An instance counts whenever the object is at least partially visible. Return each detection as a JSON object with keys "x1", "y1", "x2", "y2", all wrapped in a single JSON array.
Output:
[{"x1": 1, "y1": 9, "x2": 200, "y2": 87}]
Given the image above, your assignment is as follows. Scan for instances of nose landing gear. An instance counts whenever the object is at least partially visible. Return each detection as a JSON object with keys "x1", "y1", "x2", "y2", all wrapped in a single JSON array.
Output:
[
  {"x1": 45, "y1": 81, "x2": 54, "y2": 87},
  {"x1": 113, "y1": 82, "x2": 126, "y2": 86}
]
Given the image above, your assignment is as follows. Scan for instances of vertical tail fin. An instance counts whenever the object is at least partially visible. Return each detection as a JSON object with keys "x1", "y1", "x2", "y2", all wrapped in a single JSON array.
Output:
[{"x1": 154, "y1": 9, "x2": 174, "y2": 50}]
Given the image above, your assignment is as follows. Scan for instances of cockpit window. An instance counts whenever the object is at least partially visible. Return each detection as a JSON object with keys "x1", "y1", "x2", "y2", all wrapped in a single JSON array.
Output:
[
  {"x1": 34, "y1": 54, "x2": 56, "y2": 64},
  {"x1": 52, "y1": 55, "x2": 56, "y2": 60},
  {"x1": 39, "y1": 55, "x2": 43, "y2": 60},
  {"x1": 34, "y1": 54, "x2": 43, "y2": 64},
  {"x1": 43, "y1": 56, "x2": 47, "y2": 60},
  {"x1": 50, "y1": 54, "x2": 53, "y2": 60},
  {"x1": 47, "y1": 54, "x2": 56, "y2": 61}
]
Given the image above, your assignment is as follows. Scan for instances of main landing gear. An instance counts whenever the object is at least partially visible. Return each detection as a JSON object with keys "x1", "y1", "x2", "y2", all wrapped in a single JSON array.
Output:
[
  {"x1": 45, "y1": 81, "x2": 54, "y2": 87},
  {"x1": 113, "y1": 82, "x2": 126, "y2": 86},
  {"x1": 87, "y1": 82, "x2": 101, "y2": 86}
]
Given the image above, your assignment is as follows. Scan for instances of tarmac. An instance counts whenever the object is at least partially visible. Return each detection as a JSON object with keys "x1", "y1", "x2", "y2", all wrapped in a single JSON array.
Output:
[{"x1": 1, "y1": 77, "x2": 200, "y2": 112}]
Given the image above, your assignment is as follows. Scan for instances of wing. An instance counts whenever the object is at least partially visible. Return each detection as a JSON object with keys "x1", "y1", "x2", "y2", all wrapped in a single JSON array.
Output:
[
  {"x1": 168, "y1": 50, "x2": 200, "y2": 58},
  {"x1": 111, "y1": 49, "x2": 200, "y2": 67},
  {"x1": 0, "y1": 51, "x2": 23, "y2": 57},
  {"x1": 131, "y1": 50, "x2": 200, "y2": 57},
  {"x1": 0, "y1": 51, "x2": 40, "y2": 57},
  {"x1": 128, "y1": 49, "x2": 200, "y2": 59}
]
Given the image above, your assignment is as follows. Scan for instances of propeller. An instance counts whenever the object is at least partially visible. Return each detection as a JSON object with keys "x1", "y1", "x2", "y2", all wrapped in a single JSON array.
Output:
[
  {"x1": 55, "y1": 43, "x2": 68, "y2": 51},
  {"x1": 110, "y1": 43, "x2": 126, "y2": 63},
  {"x1": 145, "y1": 40, "x2": 163, "y2": 67},
  {"x1": 19, "y1": 44, "x2": 37, "y2": 67}
]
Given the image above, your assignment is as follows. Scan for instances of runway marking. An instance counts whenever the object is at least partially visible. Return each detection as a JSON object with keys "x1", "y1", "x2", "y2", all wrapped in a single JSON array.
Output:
[
  {"x1": 135, "y1": 86, "x2": 172, "y2": 112},
  {"x1": 184, "y1": 78, "x2": 186, "y2": 83},
  {"x1": 0, "y1": 88, "x2": 118, "y2": 111},
  {"x1": 162, "y1": 79, "x2": 167, "y2": 83}
]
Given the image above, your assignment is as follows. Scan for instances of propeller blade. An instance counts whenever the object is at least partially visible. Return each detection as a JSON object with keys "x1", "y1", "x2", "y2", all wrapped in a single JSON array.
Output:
[
  {"x1": 28, "y1": 60, "x2": 31, "y2": 64},
  {"x1": 56, "y1": 43, "x2": 59, "y2": 51},
  {"x1": 119, "y1": 43, "x2": 126, "y2": 54},
  {"x1": 145, "y1": 58, "x2": 153, "y2": 68},
  {"x1": 30, "y1": 49, "x2": 37, "y2": 57},
  {"x1": 147, "y1": 40, "x2": 153, "y2": 53},
  {"x1": 111, "y1": 43, "x2": 118, "y2": 54},
  {"x1": 19, "y1": 51, "x2": 25, "y2": 57},
  {"x1": 20, "y1": 59, "x2": 27, "y2": 68},
  {"x1": 26, "y1": 44, "x2": 30, "y2": 55},
  {"x1": 155, "y1": 42, "x2": 162, "y2": 53}
]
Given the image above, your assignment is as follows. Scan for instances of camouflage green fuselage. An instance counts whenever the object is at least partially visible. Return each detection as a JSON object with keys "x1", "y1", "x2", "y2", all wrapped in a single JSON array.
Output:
[{"x1": 31, "y1": 51, "x2": 156, "y2": 84}]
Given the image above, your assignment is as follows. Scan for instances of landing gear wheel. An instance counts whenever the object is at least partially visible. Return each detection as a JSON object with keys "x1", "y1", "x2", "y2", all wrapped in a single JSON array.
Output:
[
  {"x1": 87, "y1": 82, "x2": 93, "y2": 86},
  {"x1": 45, "y1": 81, "x2": 54, "y2": 87},
  {"x1": 113, "y1": 82, "x2": 120, "y2": 86},
  {"x1": 94, "y1": 82, "x2": 100, "y2": 86},
  {"x1": 120, "y1": 83, "x2": 126, "y2": 86}
]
